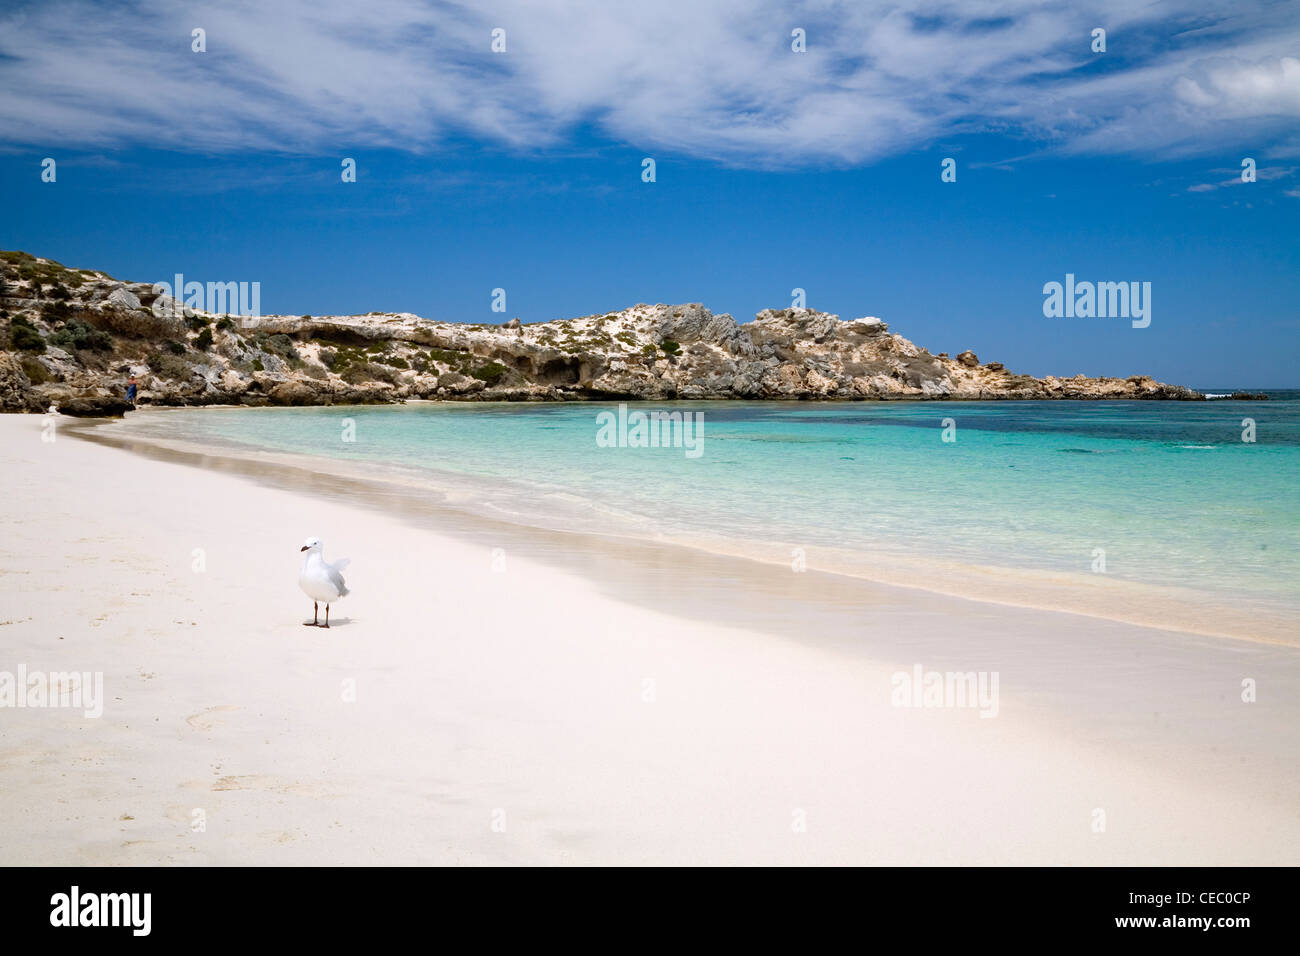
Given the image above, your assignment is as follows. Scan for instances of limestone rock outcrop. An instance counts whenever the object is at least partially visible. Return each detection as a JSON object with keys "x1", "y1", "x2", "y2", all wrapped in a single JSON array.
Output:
[{"x1": 0, "y1": 250, "x2": 1207, "y2": 413}]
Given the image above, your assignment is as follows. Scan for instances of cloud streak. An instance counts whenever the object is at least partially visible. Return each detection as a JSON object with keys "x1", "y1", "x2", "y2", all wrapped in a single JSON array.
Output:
[{"x1": 0, "y1": 0, "x2": 1297, "y2": 167}]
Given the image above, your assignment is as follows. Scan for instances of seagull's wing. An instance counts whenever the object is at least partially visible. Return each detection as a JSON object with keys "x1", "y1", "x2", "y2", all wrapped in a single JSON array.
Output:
[{"x1": 326, "y1": 558, "x2": 350, "y2": 596}]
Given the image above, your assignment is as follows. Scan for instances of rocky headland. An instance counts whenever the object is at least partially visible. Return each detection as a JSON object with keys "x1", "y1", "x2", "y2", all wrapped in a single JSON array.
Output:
[{"x1": 0, "y1": 251, "x2": 1209, "y2": 415}]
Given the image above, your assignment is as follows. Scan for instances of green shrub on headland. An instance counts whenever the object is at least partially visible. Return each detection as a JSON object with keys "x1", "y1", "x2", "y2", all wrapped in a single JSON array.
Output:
[
  {"x1": 19, "y1": 354, "x2": 51, "y2": 383},
  {"x1": 469, "y1": 361, "x2": 508, "y2": 385},
  {"x1": 147, "y1": 351, "x2": 193, "y2": 380},
  {"x1": 9, "y1": 316, "x2": 45, "y2": 353},
  {"x1": 263, "y1": 333, "x2": 298, "y2": 359},
  {"x1": 340, "y1": 361, "x2": 396, "y2": 385},
  {"x1": 428, "y1": 347, "x2": 469, "y2": 366},
  {"x1": 3, "y1": 252, "x2": 82, "y2": 287},
  {"x1": 50, "y1": 317, "x2": 113, "y2": 352}
]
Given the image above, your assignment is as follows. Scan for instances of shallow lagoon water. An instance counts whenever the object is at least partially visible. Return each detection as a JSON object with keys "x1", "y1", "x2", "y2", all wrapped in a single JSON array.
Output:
[{"x1": 122, "y1": 398, "x2": 1300, "y2": 623}]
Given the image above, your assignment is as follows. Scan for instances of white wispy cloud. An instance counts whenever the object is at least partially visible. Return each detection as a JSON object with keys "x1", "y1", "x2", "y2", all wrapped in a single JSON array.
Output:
[
  {"x1": 1186, "y1": 163, "x2": 1297, "y2": 191},
  {"x1": 0, "y1": 0, "x2": 1297, "y2": 167}
]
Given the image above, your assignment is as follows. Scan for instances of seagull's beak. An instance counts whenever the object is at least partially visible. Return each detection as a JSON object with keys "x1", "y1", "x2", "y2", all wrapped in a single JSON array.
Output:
[{"x1": 300, "y1": 545, "x2": 309, "y2": 551}]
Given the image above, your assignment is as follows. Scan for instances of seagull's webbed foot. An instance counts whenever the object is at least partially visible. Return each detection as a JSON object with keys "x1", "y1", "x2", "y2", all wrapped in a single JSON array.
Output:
[{"x1": 303, "y1": 602, "x2": 320, "y2": 626}]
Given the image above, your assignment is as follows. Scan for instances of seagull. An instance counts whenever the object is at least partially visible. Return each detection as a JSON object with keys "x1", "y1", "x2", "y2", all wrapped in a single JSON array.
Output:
[{"x1": 298, "y1": 536, "x2": 350, "y2": 628}]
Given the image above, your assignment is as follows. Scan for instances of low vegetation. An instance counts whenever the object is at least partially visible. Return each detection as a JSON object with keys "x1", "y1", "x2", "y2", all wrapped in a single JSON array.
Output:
[
  {"x1": 469, "y1": 361, "x2": 508, "y2": 385},
  {"x1": 9, "y1": 316, "x2": 46, "y2": 353},
  {"x1": 50, "y1": 317, "x2": 113, "y2": 352}
]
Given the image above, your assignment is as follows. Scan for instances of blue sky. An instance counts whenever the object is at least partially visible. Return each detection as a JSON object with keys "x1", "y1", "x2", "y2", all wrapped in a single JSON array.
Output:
[{"x1": 2, "y1": 1, "x2": 1298, "y2": 385}]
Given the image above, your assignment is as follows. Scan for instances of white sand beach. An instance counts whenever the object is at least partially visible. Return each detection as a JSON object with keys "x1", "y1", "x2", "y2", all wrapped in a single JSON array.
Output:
[{"x1": 1, "y1": 411, "x2": 1297, "y2": 865}]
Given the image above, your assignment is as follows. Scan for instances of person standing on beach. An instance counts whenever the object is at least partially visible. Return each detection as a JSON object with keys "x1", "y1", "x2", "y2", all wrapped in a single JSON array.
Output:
[{"x1": 125, "y1": 375, "x2": 138, "y2": 406}]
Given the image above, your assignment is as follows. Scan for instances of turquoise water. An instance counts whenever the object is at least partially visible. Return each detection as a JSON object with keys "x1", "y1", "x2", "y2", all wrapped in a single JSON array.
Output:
[{"x1": 129, "y1": 398, "x2": 1300, "y2": 612}]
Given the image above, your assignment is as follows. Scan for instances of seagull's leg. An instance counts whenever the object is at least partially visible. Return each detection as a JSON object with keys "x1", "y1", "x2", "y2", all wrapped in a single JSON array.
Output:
[
  {"x1": 323, "y1": 604, "x2": 331, "y2": 629},
  {"x1": 303, "y1": 602, "x2": 318, "y2": 626}
]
